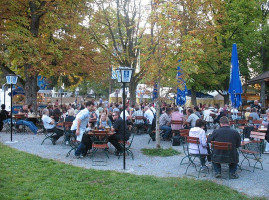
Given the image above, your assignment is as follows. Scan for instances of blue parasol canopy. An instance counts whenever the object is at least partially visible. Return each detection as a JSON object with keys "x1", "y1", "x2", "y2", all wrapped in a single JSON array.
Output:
[
  {"x1": 176, "y1": 60, "x2": 187, "y2": 106},
  {"x1": 228, "y1": 43, "x2": 242, "y2": 108}
]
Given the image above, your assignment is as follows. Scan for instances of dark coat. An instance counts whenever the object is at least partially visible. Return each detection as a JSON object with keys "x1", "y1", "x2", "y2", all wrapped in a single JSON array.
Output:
[{"x1": 207, "y1": 126, "x2": 241, "y2": 164}]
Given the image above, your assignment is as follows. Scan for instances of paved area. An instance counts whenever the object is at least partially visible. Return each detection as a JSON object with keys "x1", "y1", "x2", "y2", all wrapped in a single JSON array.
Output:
[{"x1": 0, "y1": 131, "x2": 269, "y2": 198}]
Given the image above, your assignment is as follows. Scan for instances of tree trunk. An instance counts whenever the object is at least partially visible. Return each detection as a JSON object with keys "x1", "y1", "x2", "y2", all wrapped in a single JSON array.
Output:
[
  {"x1": 156, "y1": 69, "x2": 161, "y2": 149},
  {"x1": 191, "y1": 87, "x2": 197, "y2": 106},
  {"x1": 223, "y1": 94, "x2": 229, "y2": 105},
  {"x1": 260, "y1": 81, "x2": 266, "y2": 107},
  {"x1": 24, "y1": 64, "x2": 38, "y2": 112},
  {"x1": 129, "y1": 80, "x2": 137, "y2": 106}
]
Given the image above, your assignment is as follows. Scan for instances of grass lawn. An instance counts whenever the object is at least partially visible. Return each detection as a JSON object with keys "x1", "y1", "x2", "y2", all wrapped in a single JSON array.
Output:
[
  {"x1": 141, "y1": 147, "x2": 181, "y2": 157},
  {"x1": 0, "y1": 144, "x2": 262, "y2": 200}
]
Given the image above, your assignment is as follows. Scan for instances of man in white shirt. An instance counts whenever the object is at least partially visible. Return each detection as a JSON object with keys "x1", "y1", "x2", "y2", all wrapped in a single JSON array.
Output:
[
  {"x1": 144, "y1": 106, "x2": 154, "y2": 139},
  {"x1": 71, "y1": 101, "x2": 96, "y2": 157},
  {"x1": 42, "y1": 108, "x2": 64, "y2": 145}
]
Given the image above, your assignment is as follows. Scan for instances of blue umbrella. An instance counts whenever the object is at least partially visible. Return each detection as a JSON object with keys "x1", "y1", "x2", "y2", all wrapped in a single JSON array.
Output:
[
  {"x1": 176, "y1": 60, "x2": 187, "y2": 106},
  {"x1": 228, "y1": 43, "x2": 242, "y2": 108}
]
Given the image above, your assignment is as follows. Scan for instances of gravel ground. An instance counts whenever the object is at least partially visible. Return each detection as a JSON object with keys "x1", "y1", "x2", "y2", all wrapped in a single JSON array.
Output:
[{"x1": 1, "y1": 130, "x2": 269, "y2": 199}]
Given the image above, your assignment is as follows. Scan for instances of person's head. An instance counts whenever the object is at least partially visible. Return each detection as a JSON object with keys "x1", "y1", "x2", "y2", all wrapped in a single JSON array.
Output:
[
  {"x1": 1, "y1": 104, "x2": 5, "y2": 110},
  {"x1": 246, "y1": 107, "x2": 251, "y2": 112},
  {"x1": 68, "y1": 109, "x2": 75, "y2": 116},
  {"x1": 85, "y1": 101, "x2": 95, "y2": 111},
  {"x1": 251, "y1": 107, "x2": 257, "y2": 113},
  {"x1": 23, "y1": 104, "x2": 28, "y2": 110},
  {"x1": 195, "y1": 119, "x2": 205, "y2": 128},
  {"x1": 166, "y1": 108, "x2": 172, "y2": 115},
  {"x1": 42, "y1": 108, "x2": 49, "y2": 116},
  {"x1": 187, "y1": 109, "x2": 194, "y2": 115},
  {"x1": 219, "y1": 116, "x2": 229, "y2": 126},
  {"x1": 112, "y1": 111, "x2": 120, "y2": 120},
  {"x1": 174, "y1": 107, "x2": 179, "y2": 112},
  {"x1": 194, "y1": 106, "x2": 199, "y2": 112},
  {"x1": 100, "y1": 113, "x2": 108, "y2": 121},
  {"x1": 28, "y1": 105, "x2": 32, "y2": 109},
  {"x1": 144, "y1": 106, "x2": 149, "y2": 111},
  {"x1": 254, "y1": 100, "x2": 259, "y2": 105}
]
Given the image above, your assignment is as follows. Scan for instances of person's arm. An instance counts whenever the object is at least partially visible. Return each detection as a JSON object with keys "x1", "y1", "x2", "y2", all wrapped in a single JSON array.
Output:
[
  {"x1": 76, "y1": 119, "x2": 81, "y2": 136},
  {"x1": 207, "y1": 130, "x2": 216, "y2": 143},
  {"x1": 49, "y1": 118, "x2": 55, "y2": 125},
  {"x1": 200, "y1": 130, "x2": 207, "y2": 147}
]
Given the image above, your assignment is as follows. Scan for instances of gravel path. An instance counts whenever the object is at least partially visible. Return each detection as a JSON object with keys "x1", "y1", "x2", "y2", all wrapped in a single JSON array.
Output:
[{"x1": 1, "y1": 131, "x2": 269, "y2": 198}]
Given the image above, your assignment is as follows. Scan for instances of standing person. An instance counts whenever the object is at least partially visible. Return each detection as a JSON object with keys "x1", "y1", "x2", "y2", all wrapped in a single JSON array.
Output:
[
  {"x1": 42, "y1": 108, "x2": 64, "y2": 145},
  {"x1": 71, "y1": 101, "x2": 96, "y2": 158},
  {"x1": 109, "y1": 111, "x2": 130, "y2": 155},
  {"x1": 207, "y1": 116, "x2": 241, "y2": 179}
]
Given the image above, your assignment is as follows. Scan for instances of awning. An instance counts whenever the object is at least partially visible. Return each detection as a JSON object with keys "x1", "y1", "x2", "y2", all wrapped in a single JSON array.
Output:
[{"x1": 248, "y1": 71, "x2": 269, "y2": 84}]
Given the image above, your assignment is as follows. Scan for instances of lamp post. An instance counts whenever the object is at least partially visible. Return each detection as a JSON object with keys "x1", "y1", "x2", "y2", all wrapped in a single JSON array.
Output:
[
  {"x1": 59, "y1": 87, "x2": 63, "y2": 106},
  {"x1": 5, "y1": 74, "x2": 18, "y2": 143},
  {"x1": 115, "y1": 67, "x2": 133, "y2": 170}
]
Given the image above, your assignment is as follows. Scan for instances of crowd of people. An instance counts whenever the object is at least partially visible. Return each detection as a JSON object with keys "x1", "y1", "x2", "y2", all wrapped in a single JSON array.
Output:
[{"x1": 1, "y1": 98, "x2": 269, "y2": 179}]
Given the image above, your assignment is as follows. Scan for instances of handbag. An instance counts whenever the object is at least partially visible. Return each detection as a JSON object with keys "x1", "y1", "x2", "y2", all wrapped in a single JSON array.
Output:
[{"x1": 172, "y1": 136, "x2": 180, "y2": 146}]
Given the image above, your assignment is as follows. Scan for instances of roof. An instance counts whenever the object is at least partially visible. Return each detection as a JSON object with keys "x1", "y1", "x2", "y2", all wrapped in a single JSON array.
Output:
[{"x1": 248, "y1": 71, "x2": 269, "y2": 84}]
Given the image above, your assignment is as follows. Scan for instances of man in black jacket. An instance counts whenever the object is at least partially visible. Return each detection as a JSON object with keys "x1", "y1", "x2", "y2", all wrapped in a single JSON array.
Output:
[
  {"x1": 207, "y1": 116, "x2": 241, "y2": 179},
  {"x1": 109, "y1": 111, "x2": 130, "y2": 155}
]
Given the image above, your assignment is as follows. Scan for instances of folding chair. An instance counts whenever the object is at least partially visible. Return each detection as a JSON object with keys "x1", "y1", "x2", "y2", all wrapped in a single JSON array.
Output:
[
  {"x1": 211, "y1": 141, "x2": 233, "y2": 179},
  {"x1": 66, "y1": 131, "x2": 80, "y2": 157},
  {"x1": 91, "y1": 130, "x2": 110, "y2": 166},
  {"x1": 240, "y1": 131, "x2": 266, "y2": 172},
  {"x1": 132, "y1": 116, "x2": 144, "y2": 134},
  {"x1": 41, "y1": 127, "x2": 57, "y2": 145},
  {"x1": 180, "y1": 129, "x2": 190, "y2": 165},
  {"x1": 184, "y1": 136, "x2": 209, "y2": 178},
  {"x1": 171, "y1": 120, "x2": 183, "y2": 136},
  {"x1": 118, "y1": 134, "x2": 135, "y2": 160}
]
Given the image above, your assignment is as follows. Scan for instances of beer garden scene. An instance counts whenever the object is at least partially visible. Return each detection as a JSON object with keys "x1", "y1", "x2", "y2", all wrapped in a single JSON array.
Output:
[{"x1": 1, "y1": 0, "x2": 269, "y2": 199}]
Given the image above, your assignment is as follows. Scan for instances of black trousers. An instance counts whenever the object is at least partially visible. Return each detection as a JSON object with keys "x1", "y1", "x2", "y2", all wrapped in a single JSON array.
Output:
[
  {"x1": 108, "y1": 134, "x2": 123, "y2": 152},
  {"x1": 48, "y1": 127, "x2": 64, "y2": 140}
]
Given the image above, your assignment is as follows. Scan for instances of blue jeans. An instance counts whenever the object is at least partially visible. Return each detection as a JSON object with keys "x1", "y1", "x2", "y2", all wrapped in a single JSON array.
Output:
[
  {"x1": 212, "y1": 163, "x2": 237, "y2": 174},
  {"x1": 16, "y1": 120, "x2": 38, "y2": 134},
  {"x1": 160, "y1": 125, "x2": 172, "y2": 139},
  {"x1": 75, "y1": 143, "x2": 87, "y2": 156}
]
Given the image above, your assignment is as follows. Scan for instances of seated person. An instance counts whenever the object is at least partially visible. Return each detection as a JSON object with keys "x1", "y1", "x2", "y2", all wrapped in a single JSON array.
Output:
[
  {"x1": 132, "y1": 106, "x2": 144, "y2": 134},
  {"x1": 207, "y1": 116, "x2": 241, "y2": 179},
  {"x1": 184, "y1": 109, "x2": 199, "y2": 129},
  {"x1": 245, "y1": 107, "x2": 251, "y2": 120},
  {"x1": 159, "y1": 108, "x2": 172, "y2": 140},
  {"x1": 97, "y1": 113, "x2": 112, "y2": 129},
  {"x1": 51, "y1": 105, "x2": 61, "y2": 122},
  {"x1": 65, "y1": 109, "x2": 76, "y2": 122},
  {"x1": 42, "y1": 108, "x2": 64, "y2": 145},
  {"x1": 0, "y1": 104, "x2": 10, "y2": 131},
  {"x1": 171, "y1": 107, "x2": 184, "y2": 133},
  {"x1": 109, "y1": 111, "x2": 130, "y2": 155},
  {"x1": 16, "y1": 107, "x2": 38, "y2": 134},
  {"x1": 144, "y1": 106, "x2": 154, "y2": 139},
  {"x1": 19, "y1": 104, "x2": 28, "y2": 115},
  {"x1": 189, "y1": 119, "x2": 208, "y2": 170},
  {"x1": 249, "y1": 108, "x2": 259, "y2": 122}
]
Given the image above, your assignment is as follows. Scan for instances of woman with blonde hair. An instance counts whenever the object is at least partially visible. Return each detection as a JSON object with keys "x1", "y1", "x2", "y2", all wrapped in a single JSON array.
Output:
[{"x1": 97, "y1": 113, "x2": 112, "y2": 129}]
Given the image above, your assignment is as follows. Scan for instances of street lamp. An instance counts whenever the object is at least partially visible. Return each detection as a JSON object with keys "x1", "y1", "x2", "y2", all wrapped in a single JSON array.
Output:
[
  {"x1": 59, "y1": 87, "x2": 63, "y2": 106},
  {"x1": 5, "y1": 74, "x2": 18, "y2": 143},
  {"x1": 115, "y1": 67, "x2": 133, "y2": 170}
]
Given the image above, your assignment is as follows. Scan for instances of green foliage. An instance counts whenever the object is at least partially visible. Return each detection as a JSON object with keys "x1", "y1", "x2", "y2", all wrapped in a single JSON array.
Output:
[
  {"x1": 0, "y1": 144, "x2": 258, "y2": 200},
  {"x1": 141, "y1": 147, "x2": 181, "y2": 157}
]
